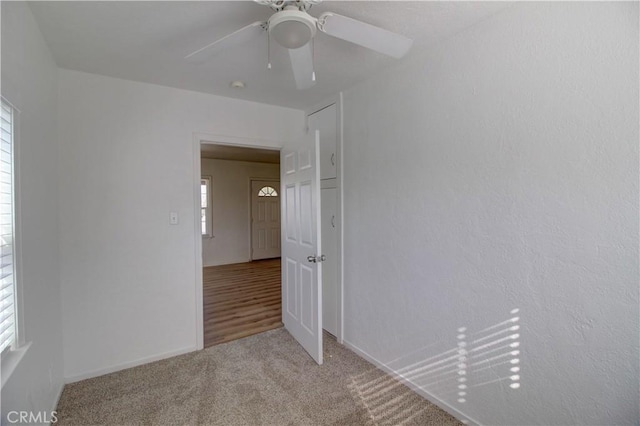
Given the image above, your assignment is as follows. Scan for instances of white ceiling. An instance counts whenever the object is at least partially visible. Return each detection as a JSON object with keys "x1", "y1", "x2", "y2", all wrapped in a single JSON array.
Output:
[{"x1": 29, "y1": 1, "x2": 512, "y2": 109}]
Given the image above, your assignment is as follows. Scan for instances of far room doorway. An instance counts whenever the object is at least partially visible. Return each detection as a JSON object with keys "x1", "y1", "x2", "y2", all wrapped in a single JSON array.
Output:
[{"x1": 200, "y1": 142, "x2": 282, "y2": 348}]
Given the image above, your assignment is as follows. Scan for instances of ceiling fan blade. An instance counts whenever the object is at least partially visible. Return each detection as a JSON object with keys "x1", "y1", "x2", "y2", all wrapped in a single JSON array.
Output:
[
  {"x1": 185, "y1": 21, "x2": 266, "y2": 63},
  {"x1": 289, "y1": 43, "x2": 316, "y2": 90},
  {"x1": 317, "y1": 12, "x2": 412, "y2": 59}
]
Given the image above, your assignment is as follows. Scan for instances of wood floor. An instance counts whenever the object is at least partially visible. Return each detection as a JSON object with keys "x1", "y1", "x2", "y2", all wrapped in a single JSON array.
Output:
[{"x1": 203, "y1": 258, "x2": 282, "y2": 348}]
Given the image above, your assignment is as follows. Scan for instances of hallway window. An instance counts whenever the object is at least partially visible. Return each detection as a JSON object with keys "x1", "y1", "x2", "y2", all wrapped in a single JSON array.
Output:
[
  {"x1": 201, "y1": 177, "x2": 212, "y2": 236},
  {"x1": 0, "y1": 100, "x2": 17, "y2": 354},
  {"x1": 258, "y1": 186, "x2": 278, "y2": 197}
]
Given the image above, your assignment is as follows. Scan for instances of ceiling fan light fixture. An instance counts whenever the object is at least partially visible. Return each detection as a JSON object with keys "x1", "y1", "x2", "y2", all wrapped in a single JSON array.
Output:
[
  {"x1": 268, "y1": 8, "x2": 317, "y2": 49},
  {"x1": 186, "y1": 2, "x2": 414, "y2": 90}
]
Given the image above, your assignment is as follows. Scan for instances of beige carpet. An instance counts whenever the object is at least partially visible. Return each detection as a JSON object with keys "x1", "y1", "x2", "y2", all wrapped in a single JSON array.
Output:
[{"x1": 56, "y1": 329, "x2": 462, "y2": 425}]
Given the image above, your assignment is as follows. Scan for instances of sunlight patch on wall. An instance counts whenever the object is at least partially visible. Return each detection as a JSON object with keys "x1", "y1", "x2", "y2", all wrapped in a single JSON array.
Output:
[{"x1": 348, "y1": 308, "x2": 521, "y2": 423}]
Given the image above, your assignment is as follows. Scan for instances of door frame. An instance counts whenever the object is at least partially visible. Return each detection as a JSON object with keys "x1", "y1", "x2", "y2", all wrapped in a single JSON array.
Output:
[
  {"x1": 192, "y1": 133, "x2": 283, "y2": 350},
  {"x1": 305, "y1": 93, "x2": 344, "y2": 344},
  {"x1": 249, "y1": 177, "x2": 281, "y2": 261}
]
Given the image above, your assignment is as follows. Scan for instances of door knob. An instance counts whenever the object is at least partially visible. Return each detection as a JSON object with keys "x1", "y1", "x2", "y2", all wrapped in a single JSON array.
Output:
[{"x1": 307, "y1": 254, "x2": 326, "y2": 263}]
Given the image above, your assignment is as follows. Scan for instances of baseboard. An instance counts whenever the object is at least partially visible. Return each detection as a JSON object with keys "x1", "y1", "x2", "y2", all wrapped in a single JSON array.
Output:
[
  {"x1": 343, "y1": 339, "x2": 481, "y2": 426},
  {"x1": 64, "y1": 346, "x2": 197, "y2": 384},
  {"x1": 50, "y1": 381, "x2": 64, "y2": 417}
]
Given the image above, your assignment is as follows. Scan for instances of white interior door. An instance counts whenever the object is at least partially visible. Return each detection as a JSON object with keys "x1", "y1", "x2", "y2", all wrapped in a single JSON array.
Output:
[
  {"x1": 251, "y1": 180, "x2": 281, "y2": 260},
  {"x1": 281, "y1": 125, "x2": 323, "y2": 364}
]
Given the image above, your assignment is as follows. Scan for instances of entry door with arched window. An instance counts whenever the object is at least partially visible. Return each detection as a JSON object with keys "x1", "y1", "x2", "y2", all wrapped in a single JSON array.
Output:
[{"x1": 251, "y1": 180, "x2": 281, "y2": 260}]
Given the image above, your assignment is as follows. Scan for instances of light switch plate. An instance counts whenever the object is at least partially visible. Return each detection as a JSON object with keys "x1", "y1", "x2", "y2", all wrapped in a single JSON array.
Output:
[{"x1": 170, "y1": 211, "x2": 179, "y2": 225}]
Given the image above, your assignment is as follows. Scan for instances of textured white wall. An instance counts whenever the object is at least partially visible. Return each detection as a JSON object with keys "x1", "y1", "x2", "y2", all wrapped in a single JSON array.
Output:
[
  {"x1": 58, "y1": 70, "x2": 302, "y2": 381},
  {"x1": 342, "y1": 3, "x2": 638, "y2": 425},
  {"x1": 0, "y1": 1, "x2": 64, "y2": 421},
  {"x1": 201, "y1": 159, "x2": 279, "y2": 267}
]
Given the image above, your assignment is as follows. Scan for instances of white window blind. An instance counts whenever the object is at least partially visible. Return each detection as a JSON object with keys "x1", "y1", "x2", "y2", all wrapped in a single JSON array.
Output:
[
  {"x1": 0, "y1": 101, "x2": 16, "y2": 353},
  {"x1": 201, "y1": 177, "x2": 211, "y2": 236}
]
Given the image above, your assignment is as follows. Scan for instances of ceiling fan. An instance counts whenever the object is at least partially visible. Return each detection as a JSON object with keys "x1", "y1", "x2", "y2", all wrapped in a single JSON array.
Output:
[{"x1": 185, "y1": 0, "x2": 413, "y2": 90}]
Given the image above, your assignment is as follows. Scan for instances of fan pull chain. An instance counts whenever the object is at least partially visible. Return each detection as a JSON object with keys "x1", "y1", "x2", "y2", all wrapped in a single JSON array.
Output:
[
  {"x1": 267, "y1": 29, "x2": 272, "y2": 69},
  {"x1": 311, "y1": 37, "x2": 316, "y2": 82}
]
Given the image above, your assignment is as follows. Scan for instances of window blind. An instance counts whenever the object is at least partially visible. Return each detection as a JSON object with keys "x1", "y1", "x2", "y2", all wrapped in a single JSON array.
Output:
[
  {"x1": 201, "y1": 177, "x2": 211, "y2": 236},
  {"x1": 0, "y1": 101, "x2": 16, "y2": 353}
]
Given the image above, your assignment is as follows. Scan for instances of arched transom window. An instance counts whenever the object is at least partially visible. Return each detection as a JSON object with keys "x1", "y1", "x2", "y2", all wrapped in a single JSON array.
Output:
[{"x1": 258, "y1": 186, "x2": 278, "y2": 197}]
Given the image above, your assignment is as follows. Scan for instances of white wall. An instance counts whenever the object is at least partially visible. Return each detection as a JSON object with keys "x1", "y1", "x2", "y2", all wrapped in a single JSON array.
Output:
[
  {"x1": 0, "y1": 1, "x2": 64, "y2": 422},
  {"x1": 341, "y1": 3, "x2": 638, "y2": 425},
  {"x1": 201, "y1": 158, "x2": 279, "y2": 267},
  {"x1": 58, "y1": 69, "x2": 302, "y2": 381}
]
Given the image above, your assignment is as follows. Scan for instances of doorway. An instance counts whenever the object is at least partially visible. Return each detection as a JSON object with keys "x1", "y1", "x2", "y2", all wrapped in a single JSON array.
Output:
[
  {"x1": 192, "y1": 99, "x2": 344, "y2": 357},
  {"x1": 198, "y1": 141, "x2": 283, "y2": 348}
]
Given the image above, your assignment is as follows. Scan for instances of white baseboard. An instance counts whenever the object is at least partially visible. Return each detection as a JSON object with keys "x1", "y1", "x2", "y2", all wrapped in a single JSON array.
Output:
[
  {"x1": 50, "y1": 381, "x2": 64, "y2": 416},
  {"x1": 64, "y1": 346, "x2": 197, "y2": 383},
  {"x1": 343, "y1": 339, "x2": 481, "y2": 426}
]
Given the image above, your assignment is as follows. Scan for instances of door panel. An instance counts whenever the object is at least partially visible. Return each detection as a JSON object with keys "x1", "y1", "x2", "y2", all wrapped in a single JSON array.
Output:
[
  {"x1": 285, "y1": 258, "x2": 298, "y2": 319},
  {"x1": 258, "y1": 202, "x2": 266, "y2": 221},
  {"x1": 300, "y1": 264, "x2": 315, "y2": 333},
  {"x1": 300, "y1": 181, "x2": 313, "y2": 245},
  {"x1": 284, "y1": 152, "x2": 296, "y2": 174},
  {"x1": 281, "y1": 124, "x2": 323, "y2": 365},
  {"x1": 271, "y1": 229, "x2": 280, "y2": 249},
  {"x1": 285, "y1": 184, "x2": 297, "y2": 241}
]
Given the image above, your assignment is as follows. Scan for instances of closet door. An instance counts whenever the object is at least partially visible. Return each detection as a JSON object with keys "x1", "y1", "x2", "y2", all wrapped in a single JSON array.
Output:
[
  {"x1": 321, "y1": 187, "x2": 338, "y2": 336},
  {"x1": 310, "y1": 104, "x2": 337, "y2": 180}
]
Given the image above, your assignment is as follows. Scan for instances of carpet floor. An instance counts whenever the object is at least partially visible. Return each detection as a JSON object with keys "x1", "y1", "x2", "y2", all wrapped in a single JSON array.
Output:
[{"x1": 56, "y1": 329, "x2": 462, "y2": 425}]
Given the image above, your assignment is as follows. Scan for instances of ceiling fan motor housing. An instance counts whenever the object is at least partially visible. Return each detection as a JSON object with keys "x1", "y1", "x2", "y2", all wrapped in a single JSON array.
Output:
[{"x1": 268, "y1": 7, "x2": 317, "y2": 49}]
